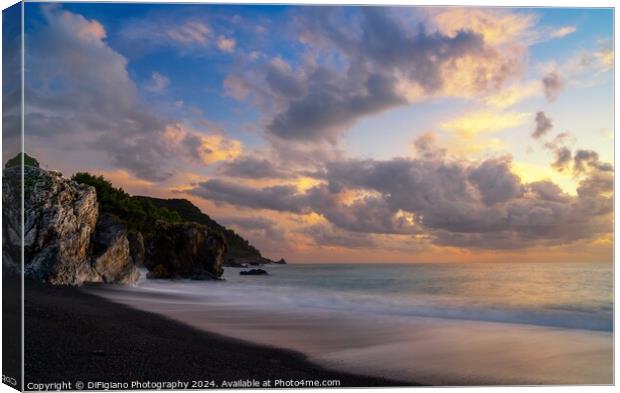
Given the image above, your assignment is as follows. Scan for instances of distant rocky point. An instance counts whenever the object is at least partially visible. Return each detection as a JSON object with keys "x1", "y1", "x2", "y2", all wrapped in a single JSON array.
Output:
[
  {"x1": 2, "y1": 154, "x2": 287, "y2": 286},
  {"x1": 135, "y1": 196, "x2": 286, "y2": 267}
]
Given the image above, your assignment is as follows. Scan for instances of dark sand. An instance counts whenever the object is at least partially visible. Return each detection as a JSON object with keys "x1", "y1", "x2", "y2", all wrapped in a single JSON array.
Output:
[{"x1": 19, "y1": 280, "x2": 412, "y2": 388}]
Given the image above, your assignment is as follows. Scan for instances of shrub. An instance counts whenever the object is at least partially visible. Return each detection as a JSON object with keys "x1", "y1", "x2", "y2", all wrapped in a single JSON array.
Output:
[{"x1": 71, "y1": 172, "x2": 181, "y2": 232}]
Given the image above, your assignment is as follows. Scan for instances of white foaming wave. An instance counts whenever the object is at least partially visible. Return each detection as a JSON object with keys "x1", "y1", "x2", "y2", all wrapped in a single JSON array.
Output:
[{"x1": 130, "y1": 274, "x2": 612, "y2": 332}]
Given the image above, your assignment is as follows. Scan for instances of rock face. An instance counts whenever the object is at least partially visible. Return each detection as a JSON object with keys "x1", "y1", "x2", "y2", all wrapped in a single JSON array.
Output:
[
  {"x1": 91, "y1": 214, "x2": 139, "y2": 284},
  {"x1": 2, "y1": 166, "x2": 139, "y2": 285},
  {"x1": 145, "y1": 221, "x2": 227, "y2": 280},
  {"x1": 127, "y1": 231, "x2": 145, "y2": 267}
]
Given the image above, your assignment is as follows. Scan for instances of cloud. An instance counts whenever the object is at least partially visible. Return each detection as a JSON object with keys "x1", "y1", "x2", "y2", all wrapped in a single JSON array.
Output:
[
  {"x1": 227, "y1": 7, "x2": 527, "y2": 143},
  {"x1": 301, "y1": 224, "x2": 376, "y2": 249},
  {"x1": 483, "y1": 80, "x2": 540, "y2": 109},
  {"x1": 164, "y1": 124, "x2": 243, "y2": 165},
  {"x1": 188, "y1": 147, "x2": 612, "y2": 250},
  {"x1": 216, "y1": 36, "x2": 236, "y2": 52},
  {"x1": 544, "y1": 131, "x2": 575, "y2": 151},
  {"x1": 532, "y1": 111, "x2": 553, "y2": 139},
  {"x1": 550, "y1": 26, "x2": 576, "y2": 38},
  {"x1": 121, "y1": 18, "x2": 212, "y2": 50},
  {"x1": 222, "y1": 216, "x2": 286, "y2": 241},
  {"x1": 431, "y1": 7, "x2": 536, "y2": 46},
  {"x1": 144, "y1": 72, "x2": 170, "y2": 93},
  {"x1": 541, "y1": 71, "x2": 565, "y2": 101},
  {"x1": 468, "y1": 158, "x2": 524, "y2": 205},
  {"x1": 267, "y1": 72, "x2": 405, "y2": 142},
  {"x1": 25, "y1": 6, "x2": 241, "y2": 181},
  {"x1": 188, "y1": 180, "x2": 310, "y2": 214},
  {"x1": 440, "y1": 110, "x2": 528, "y2": 139},
  {"x1": 223, "y1": 74, "x2": 250, "y2": 101},
  {"x1": 573, "y1": 149, "x2": 614, "y2": 175},
  {"x1": 594, "y1": 49, "x2": 613, "y2": 70},
  {"x1": 218, "y1": 156, "x2": 291, "y2": 179},
  {"x1": 551, "y1": 147, "x2": 572, "y2": 172},
  {"x1": 413, "y1": 132, "x2": 446, "y2": 160}
]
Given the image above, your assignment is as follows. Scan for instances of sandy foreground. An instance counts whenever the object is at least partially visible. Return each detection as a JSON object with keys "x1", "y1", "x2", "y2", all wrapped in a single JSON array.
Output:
[{"x1": 18, "y1": 280, "x2": 409, "y2": 388}]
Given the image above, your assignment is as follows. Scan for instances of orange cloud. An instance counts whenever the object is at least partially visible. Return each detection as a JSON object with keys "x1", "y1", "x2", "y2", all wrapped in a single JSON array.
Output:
[
  {"x1": 440, "y1": 110, "x2": 529, "y2": 139},
  {"x1": 164, "y1": 123, "x2": 243, "y2": 165},
  {"x1": 432, "y1": 8, "x2": 536, "y2": 46}
]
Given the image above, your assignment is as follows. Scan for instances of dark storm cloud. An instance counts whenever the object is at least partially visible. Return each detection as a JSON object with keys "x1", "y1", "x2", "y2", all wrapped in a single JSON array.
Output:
[
  {"x1": 541, "y1": 71, "x2": 565, "y2": 102},
  {"x1": 532, "y1": 111, "x2": 553, "y2": 139}
]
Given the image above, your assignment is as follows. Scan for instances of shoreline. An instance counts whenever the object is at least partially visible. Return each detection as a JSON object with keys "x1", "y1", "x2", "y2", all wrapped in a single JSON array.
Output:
[
  {"x1": 84, "y1": 274, "x2": 613, "y2": 386},
  {"x1": 19, "y1": 280, "x2": 412, "y2": 388}
]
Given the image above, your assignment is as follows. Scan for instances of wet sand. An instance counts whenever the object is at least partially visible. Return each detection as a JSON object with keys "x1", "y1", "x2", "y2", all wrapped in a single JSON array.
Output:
[{"x1": 86, "y1": 281, "x2": 613, "y2": 386}]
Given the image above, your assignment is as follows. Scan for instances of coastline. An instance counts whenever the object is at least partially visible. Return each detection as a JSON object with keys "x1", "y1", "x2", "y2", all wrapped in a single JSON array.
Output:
[
  {"x1": 20, "y1": 280, "x2": 411, "y2": 388},
  {"x1": 83, "y1": 271, "x2": 613, "y2": 386}
]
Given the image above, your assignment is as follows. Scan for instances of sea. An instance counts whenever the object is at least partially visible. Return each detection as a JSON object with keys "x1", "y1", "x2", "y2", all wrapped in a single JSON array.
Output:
[{"x1": 88, "y1": 262, "x2": 613, "y2": 386}]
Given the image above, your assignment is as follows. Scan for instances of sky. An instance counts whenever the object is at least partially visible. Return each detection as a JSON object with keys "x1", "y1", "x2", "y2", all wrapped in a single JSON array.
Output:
[{"x1": 5, "y1": 3, "x2": 614, "y2": 263}]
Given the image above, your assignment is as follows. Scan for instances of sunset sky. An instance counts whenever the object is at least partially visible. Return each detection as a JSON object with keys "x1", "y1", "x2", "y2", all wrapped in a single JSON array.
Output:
[{"x1": 7, "y1": 4, "x2": 613, "y2": 263}]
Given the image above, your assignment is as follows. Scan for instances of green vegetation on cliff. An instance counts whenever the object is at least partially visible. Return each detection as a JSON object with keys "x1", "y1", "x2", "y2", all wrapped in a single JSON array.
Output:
[
  {"x1": 135, "y1": 197, "x2": 262, "y2": 260},
  {"x1": 71, "y1": 172, "x2": 181, "y2": 232},
  {"x1": 70, "y1": 172, "x2": 263, "y2": 260}
]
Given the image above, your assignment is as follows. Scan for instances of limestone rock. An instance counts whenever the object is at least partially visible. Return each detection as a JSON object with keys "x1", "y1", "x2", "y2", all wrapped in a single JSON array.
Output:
[
  {"x1": 127, "y1": 231, "x2": 145, "y2": 267},
  {"x1": 91, "y1": 214, "x2": 139, "y2": 284},
  {"x1": 2, "y1": 166, "x2": 139, "y2": 285},
  {"x1": 3, "y1": 166, "x2": 99, "y2": 285}
]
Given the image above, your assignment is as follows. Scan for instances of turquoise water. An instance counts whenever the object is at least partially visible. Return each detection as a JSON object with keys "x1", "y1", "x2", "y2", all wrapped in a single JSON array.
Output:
[{"x1": 219, "y1": 262, "x2": 613, "y2": 331}]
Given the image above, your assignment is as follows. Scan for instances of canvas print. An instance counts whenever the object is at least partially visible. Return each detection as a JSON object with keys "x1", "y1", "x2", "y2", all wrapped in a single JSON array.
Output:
[{"x1": 2, "y1": 2, "x2": 614, "y2": 389}]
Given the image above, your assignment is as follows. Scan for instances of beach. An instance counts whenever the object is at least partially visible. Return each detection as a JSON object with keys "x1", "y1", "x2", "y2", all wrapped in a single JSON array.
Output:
[
  {"x1": 86, "y1": 263, "x2": 613, "y2": 386},
  {"x1": 21, "y1": 280, "x2": 408, "y2": 388},
  {"x1": 16, "y1": 261, "x2": 614, "y2": 387}
]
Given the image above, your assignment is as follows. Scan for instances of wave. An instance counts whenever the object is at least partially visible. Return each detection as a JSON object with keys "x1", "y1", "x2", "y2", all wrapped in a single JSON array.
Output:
[{"x1": 132, "y1": 272, "x2": 613, "y2": 332}]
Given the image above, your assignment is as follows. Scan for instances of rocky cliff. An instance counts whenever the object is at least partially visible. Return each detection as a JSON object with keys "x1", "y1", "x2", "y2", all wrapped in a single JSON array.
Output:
[
  {"x1": 136, "y1": 197, "x2": 286, "y2": 266},
  {"x1": 2, "y1": 165, "x2": 139, "y2": 285},
  {"x1": 3, "y1": 159, "x2": 282, "y2": 286},
  {"x1": 144, "y1": 221, "x2": 227, "y2": 280}
]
